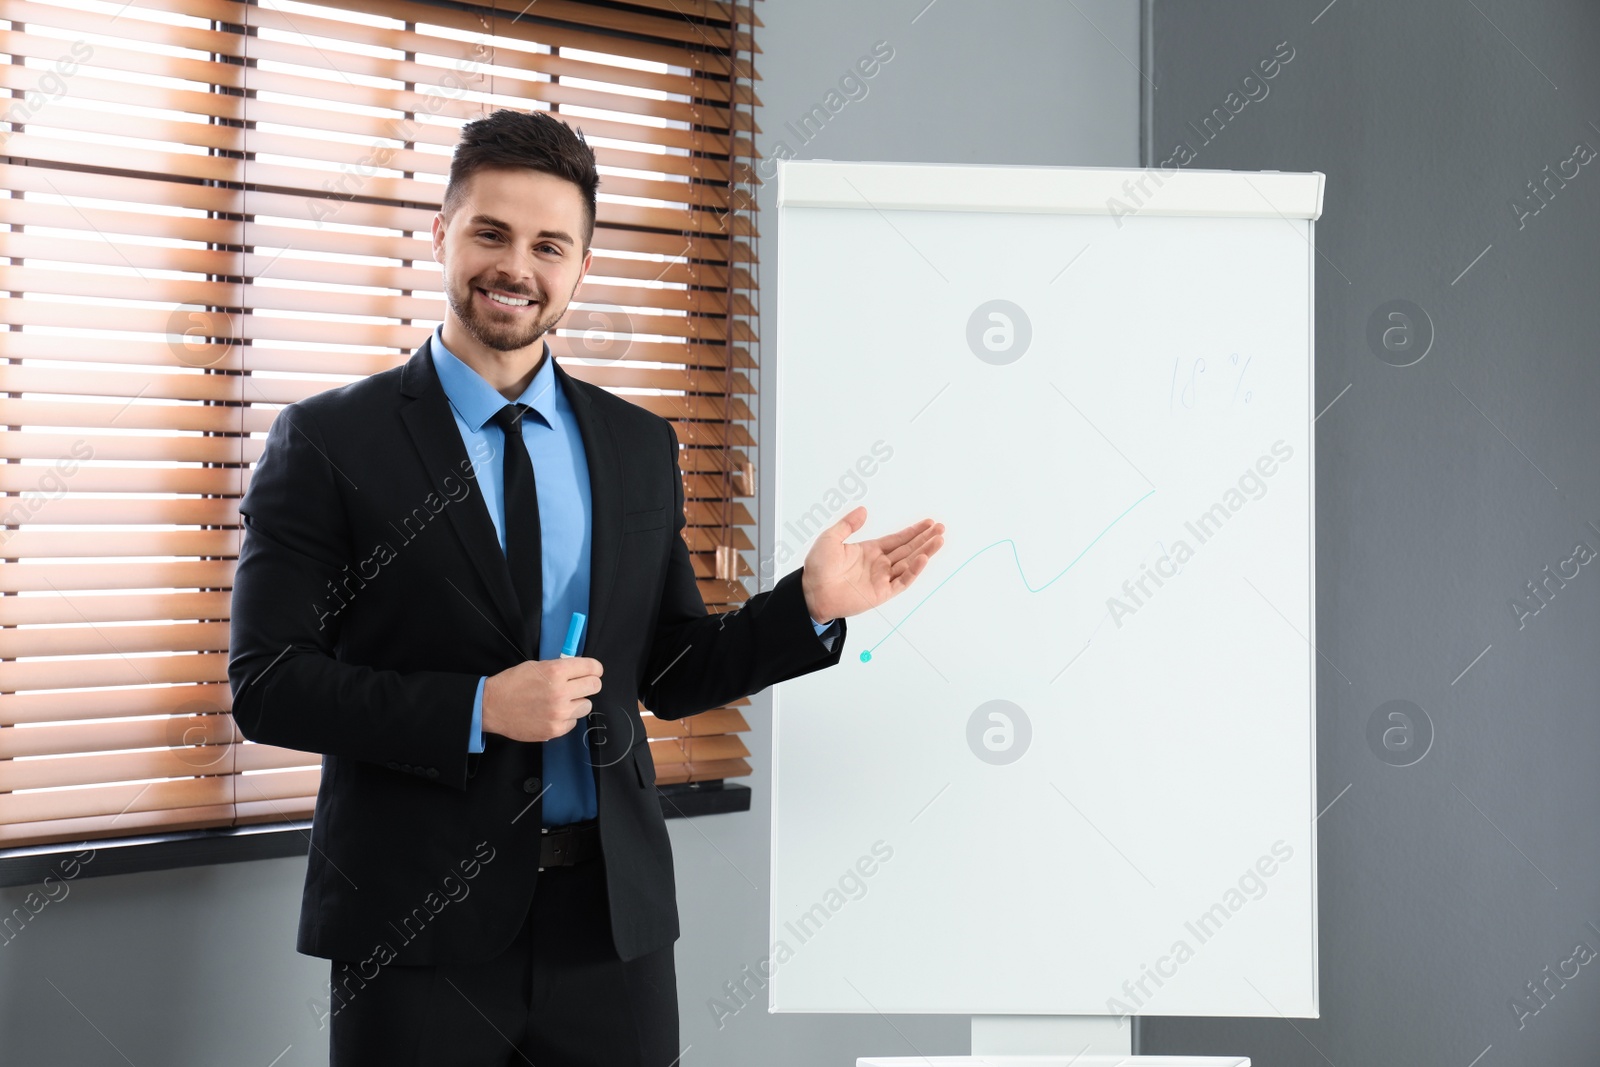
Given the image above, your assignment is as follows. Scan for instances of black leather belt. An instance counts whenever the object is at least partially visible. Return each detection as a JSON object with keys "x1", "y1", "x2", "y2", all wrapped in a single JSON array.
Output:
[{"x1": 539, "y1": 818, "x2": 599, "y2": 870}]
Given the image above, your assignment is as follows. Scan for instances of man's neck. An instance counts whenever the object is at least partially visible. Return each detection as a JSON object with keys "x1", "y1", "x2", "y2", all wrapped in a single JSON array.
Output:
[{"x1": 440, "y1": 319, "x2": 546, "y2": 402}]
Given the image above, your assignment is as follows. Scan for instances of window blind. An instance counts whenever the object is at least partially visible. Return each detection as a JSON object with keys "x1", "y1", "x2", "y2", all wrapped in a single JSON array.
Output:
[{"x1": 0, "y1": 0, "x2": 762, "y2": 849}]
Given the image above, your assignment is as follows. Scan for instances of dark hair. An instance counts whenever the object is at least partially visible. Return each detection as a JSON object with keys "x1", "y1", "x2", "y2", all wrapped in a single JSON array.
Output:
[{"x1": 441, "y1": 109, "x2": 599, "y2": 250}]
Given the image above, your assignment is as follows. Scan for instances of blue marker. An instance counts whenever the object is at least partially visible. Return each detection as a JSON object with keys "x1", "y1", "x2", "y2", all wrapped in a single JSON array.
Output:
[{"x1": 560, "y1": 612, "x2": 587, "y2": 658}]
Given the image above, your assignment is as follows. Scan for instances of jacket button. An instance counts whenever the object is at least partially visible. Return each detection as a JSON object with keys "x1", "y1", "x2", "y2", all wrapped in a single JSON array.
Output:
[
  {"x1": 523, "y1": 776, "x2": 542, "y2": 793},
  {"x1": 425, "y1": 768, "x2": 438, "y2": 778}
]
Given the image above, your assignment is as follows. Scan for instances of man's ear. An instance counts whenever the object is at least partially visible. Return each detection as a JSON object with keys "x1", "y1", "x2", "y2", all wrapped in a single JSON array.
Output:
[{"x1": 430, "y1": 213, "x2": 446, "y2": 265}]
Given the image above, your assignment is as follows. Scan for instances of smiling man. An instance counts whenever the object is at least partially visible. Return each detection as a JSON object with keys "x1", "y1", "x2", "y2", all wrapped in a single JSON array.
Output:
[{"x1": 227, "y1": 108, "x2": 944, "y2": 1067}]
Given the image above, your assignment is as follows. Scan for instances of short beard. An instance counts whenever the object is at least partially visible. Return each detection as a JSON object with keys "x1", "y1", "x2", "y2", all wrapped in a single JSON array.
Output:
[{"x1": 447, "y1": 278, "x2": 569, "y2": 353}]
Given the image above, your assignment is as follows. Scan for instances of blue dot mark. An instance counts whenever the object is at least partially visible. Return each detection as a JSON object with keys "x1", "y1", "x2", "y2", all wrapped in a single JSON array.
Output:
[{"x1": 859, "y1": 650, "x2": 872, "y2": 663}]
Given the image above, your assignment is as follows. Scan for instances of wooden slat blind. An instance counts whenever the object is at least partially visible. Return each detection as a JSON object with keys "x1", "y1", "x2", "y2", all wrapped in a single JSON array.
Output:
[{"x1": 0, "y1": 0, "x2": 763, "y2": 849}]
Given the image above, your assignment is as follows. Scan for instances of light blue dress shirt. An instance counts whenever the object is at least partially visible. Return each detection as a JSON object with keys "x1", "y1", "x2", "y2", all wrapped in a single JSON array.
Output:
[{"x1": 430, "y1": 325, "x2": 837, "y2": 825}]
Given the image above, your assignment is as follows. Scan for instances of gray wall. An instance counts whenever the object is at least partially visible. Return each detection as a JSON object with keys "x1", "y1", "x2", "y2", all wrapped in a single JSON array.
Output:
[
  {"x1": 0, "y1": 2, "x2": 1140, "y2": 1064},
  {"x1": 1144, "y1": 1, "x2": 1600, "y2": 1065}
]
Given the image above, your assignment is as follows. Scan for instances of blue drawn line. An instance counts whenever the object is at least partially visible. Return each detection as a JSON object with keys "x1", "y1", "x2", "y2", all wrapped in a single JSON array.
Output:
[{"x1": 861, "y1": 489, "x2": 1156, "y2": 663}]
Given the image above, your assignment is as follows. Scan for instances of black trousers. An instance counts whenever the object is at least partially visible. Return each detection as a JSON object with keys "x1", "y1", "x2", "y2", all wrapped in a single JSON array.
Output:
[{"x1": 327, "y1": 854, "x2": 680, "y2": 1066}]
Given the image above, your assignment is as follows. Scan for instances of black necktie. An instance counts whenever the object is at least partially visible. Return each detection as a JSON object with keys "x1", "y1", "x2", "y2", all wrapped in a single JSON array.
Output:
[{"x1": 491, "y1": 403, "x2": 541, "y2": 657}]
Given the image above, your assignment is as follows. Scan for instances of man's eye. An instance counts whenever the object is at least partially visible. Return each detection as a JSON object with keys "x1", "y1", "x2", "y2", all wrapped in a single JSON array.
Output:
[
  {"x1": 538, "y1": 244, "x2": 561, "y2": 256},
  {"x1": 477, "y1": 231, "x2": 500, "y2": 241}
]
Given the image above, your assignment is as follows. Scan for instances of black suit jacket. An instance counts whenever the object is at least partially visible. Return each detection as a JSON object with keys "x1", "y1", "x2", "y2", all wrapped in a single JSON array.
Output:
[{"x1": 227, "y1": 333, "x2": 845, "y2": 965}]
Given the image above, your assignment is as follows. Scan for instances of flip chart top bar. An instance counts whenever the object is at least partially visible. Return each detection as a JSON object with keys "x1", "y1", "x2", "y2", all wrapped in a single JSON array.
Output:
[{"x1": 776, "y1": 159, "x2": 1324, "y2": 220}]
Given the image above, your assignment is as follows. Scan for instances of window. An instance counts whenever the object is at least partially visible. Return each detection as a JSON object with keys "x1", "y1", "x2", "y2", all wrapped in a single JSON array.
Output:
[{"x1": 0, "y1": 0, "x2": 761, "y2": 855}]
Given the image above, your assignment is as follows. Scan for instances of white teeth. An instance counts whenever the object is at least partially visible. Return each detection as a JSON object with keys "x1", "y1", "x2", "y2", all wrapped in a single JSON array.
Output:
[{"x1": 485, "y1": 290, "x2": 532, "y2": 307}]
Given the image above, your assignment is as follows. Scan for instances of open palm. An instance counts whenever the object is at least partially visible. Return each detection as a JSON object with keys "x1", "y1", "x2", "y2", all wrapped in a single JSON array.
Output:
[{"x1": 801, "y1": 506, "x2": 946, "y2": 623}]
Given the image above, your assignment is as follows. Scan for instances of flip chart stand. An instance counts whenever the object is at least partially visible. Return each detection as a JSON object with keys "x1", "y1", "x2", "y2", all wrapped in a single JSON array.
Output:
[
  {"x1": 855, "y1": 1015, "x2": 1255, "y2": 1064},
  {"x1": 972, "y1": 1015, "x2": 1129, "y2": 1055}
]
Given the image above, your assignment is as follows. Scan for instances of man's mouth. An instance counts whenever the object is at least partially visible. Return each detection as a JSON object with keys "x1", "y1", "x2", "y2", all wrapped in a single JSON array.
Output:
[{"x1": 477, "y1": 286, "x2": 539, "y2": 312}]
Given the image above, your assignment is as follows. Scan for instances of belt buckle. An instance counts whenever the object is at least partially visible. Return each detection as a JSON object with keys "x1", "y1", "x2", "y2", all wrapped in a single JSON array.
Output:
[{"x1": 538, "y1": 821, "x2": 593, "y2": 871}]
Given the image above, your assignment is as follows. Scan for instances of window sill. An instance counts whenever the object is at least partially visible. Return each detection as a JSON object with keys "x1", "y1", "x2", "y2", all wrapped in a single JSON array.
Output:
[
  {"x1": 655, "y1": 780, "x2": 751, "y2": 819},
  {"x1": 0, "y1": 782, "x2": 751, "y2": 888}
]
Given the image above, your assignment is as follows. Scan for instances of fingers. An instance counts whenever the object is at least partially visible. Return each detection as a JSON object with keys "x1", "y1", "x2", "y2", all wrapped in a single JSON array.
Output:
[
  {"x1": 555, "y1": 656, "x2": 603, "y2": 679},
  {"x1": 548, "y1": 704, "x2": 588, "y2": 739},
  {"x1": 828, "y1": 505, "x2": 868, "y2": 541},
  {"x1": 884, "y1": 518, "x2": 939, "y2": 556},
  {"x1": 890, "y1": 552, "x2": 935, "y2": 592},
  {"x1": 560, "y1": 664, "x2": 603, "y2": 700},
  {"x1": 889, "y1": 531, "x2": 945, "y2": 582},
  {"x1": 886, "y1": 521, "x2": 944, "y2": 565}
]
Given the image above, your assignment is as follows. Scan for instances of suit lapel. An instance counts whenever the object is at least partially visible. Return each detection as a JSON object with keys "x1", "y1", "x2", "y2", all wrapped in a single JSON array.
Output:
[
  {"x1": 551, "y1": 357, "x2": 622, "y2": 663},
  {"x1": 399, "y1": 336, "x2": 529, "y2": 657},
  {"x1": 551, "y1": 358, "x2": 625, "y2": 795}
]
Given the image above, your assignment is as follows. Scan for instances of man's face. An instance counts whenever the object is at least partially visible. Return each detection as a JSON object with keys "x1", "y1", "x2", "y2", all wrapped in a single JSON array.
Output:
[{"x1": 431, "y1": 166, "x2": 593, "y2": 354}]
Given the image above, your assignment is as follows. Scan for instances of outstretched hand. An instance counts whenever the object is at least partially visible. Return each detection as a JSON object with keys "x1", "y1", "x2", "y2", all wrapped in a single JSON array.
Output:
[{"x1": 800, "y1": 507, "x2": 945, "y2": 623}]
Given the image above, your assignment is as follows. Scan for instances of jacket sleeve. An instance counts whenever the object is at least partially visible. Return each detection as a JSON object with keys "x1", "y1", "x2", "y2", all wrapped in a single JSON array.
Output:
[
  {"x1": 639, "y1": 420, "x2": 846, "y2": 720},
  {"x1": 227, "y1": 402, "x2": 481, "y2": 790}
]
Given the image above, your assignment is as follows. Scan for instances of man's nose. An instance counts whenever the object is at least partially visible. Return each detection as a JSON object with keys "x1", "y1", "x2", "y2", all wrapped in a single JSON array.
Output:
[{"x1": 491, "y1": 250, "x2": 538, "y2": 290}]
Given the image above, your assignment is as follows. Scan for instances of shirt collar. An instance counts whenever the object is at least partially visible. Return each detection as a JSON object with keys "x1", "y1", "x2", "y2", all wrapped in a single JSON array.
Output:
[{"x1": 430, "y1": 322, "x2": 560, "y2": 433}]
